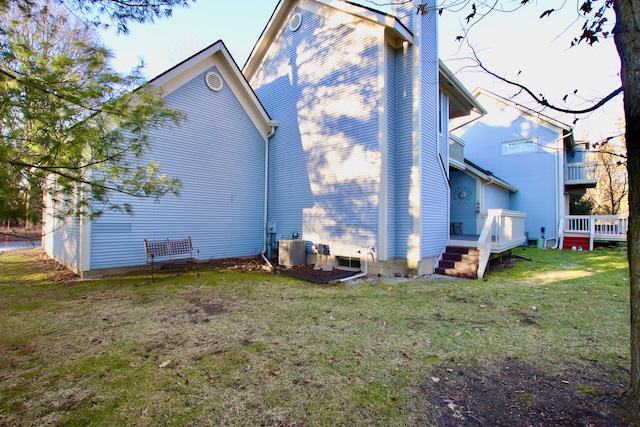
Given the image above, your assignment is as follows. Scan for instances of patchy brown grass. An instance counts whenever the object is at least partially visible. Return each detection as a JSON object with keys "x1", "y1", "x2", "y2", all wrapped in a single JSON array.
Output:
[{"x1": 0, "y1": 247, "x2": 636, "y2": 426}]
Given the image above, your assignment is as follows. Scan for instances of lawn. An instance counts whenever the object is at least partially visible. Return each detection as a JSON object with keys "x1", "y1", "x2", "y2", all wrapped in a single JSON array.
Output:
[{"x1": 0, "y1": 247, "x2": 634, "y2": 426}]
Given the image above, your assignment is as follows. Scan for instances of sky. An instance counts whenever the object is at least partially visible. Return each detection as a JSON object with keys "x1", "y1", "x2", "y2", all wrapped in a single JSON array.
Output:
[{"x1": 100, "y1": 0, "x2": 623, "y2": 143}]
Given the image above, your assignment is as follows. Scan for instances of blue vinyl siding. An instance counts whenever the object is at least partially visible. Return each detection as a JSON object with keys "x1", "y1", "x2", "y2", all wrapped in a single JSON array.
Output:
[
  {"x1": 461, "y1": 93, "x2": 561, "y2": 240},
  {"x1": 394, "y1": 45, "x2": 413, "y2": 259},
  {"x1": 252, "y1": 7, "x2": 381, "y2": 254},
  {"x1": 484, "y1": 184, "x2": 510, "y2": 210},
  {"x1": 386, "y1": 44, "x2": 397, "y2": 259},
  {"x1": 393, "y1": 3, "x2": 413, "y2": 33},
  {"x1": 450, "y1": 171, "x2": 477, "y2": 235},
  {"x1": 51, "y1": 214, "x2": 81, "y2": 271},
  {"x1": 89, "y1": 65, "x2": 266, "y2": 269},
  {"x1": 419, "y1": 10, "x2": 448, "y2": 258},
  {"x1": 567, "y1": 145, "x2": 586, "y2": 163}
]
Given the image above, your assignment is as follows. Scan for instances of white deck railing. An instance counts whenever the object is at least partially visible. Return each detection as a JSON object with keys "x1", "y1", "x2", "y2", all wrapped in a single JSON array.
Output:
[
  {"x1": 477, "y1": 209, "x2": 527, "y2": 278},
  {"x1": 565, "y1": 161, "x2": 598, "y2": 184},
  {"x1": 562, "y1": 215, "x2": 628, "y2": 249}
]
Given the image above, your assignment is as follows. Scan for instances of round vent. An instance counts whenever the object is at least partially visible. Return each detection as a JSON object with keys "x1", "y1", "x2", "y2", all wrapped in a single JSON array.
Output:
[
  {"x1": 289, "y1": 12, "x2": 302, "y2": 32},
  {"x1": 205, "y1": 71, "x2": 223, "y2": 92}
]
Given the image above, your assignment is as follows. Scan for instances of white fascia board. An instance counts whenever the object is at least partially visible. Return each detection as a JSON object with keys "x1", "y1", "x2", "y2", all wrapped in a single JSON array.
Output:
[
  {"x1": 449, "y1": 133, "x2": 466, "y2": 146},
  {"x1": 148, "y1": 41, "x2": 273, "y2": 139},
  {"x1": 243, "y1": 0, "x2": 290, "y2": 79},
  {"x1": 317, "y1": 0, "x2": 413, "y2": 41},
  {"x1": 440, "y1": 62, "x2": 486, "y2": 116},
  {"x1": 449, "y1": 158, "x2": 466, "y2": 170}
]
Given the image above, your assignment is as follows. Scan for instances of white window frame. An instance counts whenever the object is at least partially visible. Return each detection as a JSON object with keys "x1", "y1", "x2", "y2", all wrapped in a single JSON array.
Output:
[{"x1": 502, "y1": 138, "x2": 537, "y2": 155}]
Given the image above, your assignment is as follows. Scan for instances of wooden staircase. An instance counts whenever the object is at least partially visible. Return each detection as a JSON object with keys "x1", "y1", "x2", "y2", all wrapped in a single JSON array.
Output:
[{"x1": 435, "y1": 246, "x2": 479, "y2": 279}]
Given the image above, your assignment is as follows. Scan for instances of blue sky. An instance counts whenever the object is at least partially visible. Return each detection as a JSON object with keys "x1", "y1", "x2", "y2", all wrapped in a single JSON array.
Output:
[{"x1": 101, "y1": 0, "x2": 623, "y2": 141}]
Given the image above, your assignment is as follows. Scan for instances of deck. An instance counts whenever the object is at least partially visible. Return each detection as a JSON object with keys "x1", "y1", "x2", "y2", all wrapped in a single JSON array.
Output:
[
  {"x1": 561, "y1": 215, "x2": 628, "y2": 250},
  {"x1": 447, "y1": 209, "x2": 527, "y2": 279}
]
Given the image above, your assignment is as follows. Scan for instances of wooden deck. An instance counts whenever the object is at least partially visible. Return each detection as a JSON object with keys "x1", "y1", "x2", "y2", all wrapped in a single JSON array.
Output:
[{"x1": 562, "y1": 215, "x2": 628, "y2": 250}]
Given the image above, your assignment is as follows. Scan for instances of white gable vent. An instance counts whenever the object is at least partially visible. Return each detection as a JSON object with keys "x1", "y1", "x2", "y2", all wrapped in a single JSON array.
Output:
[
  {"x1": 205, "y1": 71, "x2": 223, "y2": 92},
  {"x1": 289, "y1": 12, "x2": 302, "y2": 32}
]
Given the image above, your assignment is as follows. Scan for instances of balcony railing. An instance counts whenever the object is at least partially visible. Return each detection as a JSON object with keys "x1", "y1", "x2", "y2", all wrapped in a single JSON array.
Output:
[
  {"x1": 565, "y1": 161, "x2": 598, "y2": 185},
  {"x1": 562, "y1": 215, "x2": 628, "y2": 250},
  {"x1": 477, "y1": 209, "x2": 527, "y2": 278}
]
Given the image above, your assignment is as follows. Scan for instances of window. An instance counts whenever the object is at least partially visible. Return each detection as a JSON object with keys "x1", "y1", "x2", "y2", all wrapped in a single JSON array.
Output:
[
  {"x1": 502, "y1": 138, "x2": 536, "y2": 155},
  {"x1": 438, "y1": 92, "x2": 448, "y2": 135},
  {"x1": 337, "y1": 256, "x2": 361, "y2": 269}
]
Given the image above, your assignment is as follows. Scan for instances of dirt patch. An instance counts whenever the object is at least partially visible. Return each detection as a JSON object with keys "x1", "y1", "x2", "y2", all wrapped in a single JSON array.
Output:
[
  {"x1": 203, "y1": 255, "x2": 268, "y2": 271},
  {"x1": 13, "y1": 249, "x2": 80, "y2": 283},
  {"x1": 486, "y1": 254, "x2": 521, "y2": 273},
  {"x1": 416, "y1": 359, "x2": 638, "y2": 426}
]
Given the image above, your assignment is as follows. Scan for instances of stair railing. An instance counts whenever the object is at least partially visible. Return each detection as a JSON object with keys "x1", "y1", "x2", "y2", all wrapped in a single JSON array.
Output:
[{"x1": 477, "y1": 210, "x2": 497, "y2": 279}]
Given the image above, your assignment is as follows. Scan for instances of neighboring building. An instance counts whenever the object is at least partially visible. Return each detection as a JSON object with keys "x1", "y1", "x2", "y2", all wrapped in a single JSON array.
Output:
[
  {"x1": 44, "y1": 41, "x2": 276, "y2": 277},
  {"x1": 454, "y1": 88, "x2": 598, "y2": 248}
]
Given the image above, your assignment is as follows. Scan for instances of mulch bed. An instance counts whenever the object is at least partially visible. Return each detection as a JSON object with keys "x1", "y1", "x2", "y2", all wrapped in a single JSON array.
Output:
[
  {"x1": 202, "y1": 255, "x2": 359, "y2": 284},
  {"x1": 279, "y1": 264, "x2": 358, "y2": 284}
]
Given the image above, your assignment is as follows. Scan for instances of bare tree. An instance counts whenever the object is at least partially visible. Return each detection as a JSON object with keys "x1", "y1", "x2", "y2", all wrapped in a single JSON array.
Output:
[{"x1": 584, "y1": 135, "x2": 628, "y2": 215}]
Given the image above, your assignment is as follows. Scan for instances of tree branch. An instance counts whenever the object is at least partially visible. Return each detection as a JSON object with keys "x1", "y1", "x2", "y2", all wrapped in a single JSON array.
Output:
[{"x1": 470, "y1": 48, "x2": 622, "y2": 114}]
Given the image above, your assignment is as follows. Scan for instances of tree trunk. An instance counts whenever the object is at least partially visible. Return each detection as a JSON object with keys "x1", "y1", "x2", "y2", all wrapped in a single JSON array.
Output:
[{"x1": 613, "y1": 0, "x2": 640, "y2": 409}]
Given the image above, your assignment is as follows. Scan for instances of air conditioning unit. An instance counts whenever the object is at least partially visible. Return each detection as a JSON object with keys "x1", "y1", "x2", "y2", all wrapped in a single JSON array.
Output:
[{"x1": 279, "y1": 239, "x2": 306, "y2": 267}]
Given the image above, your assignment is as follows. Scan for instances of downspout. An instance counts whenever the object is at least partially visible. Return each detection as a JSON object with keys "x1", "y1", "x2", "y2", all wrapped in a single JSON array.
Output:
[
  {"x1": 552, "y1": 141, "x2": 560, "y2": 249},
  {"x1": 263, "y1": 120, "x2": 279, "y2": 254},
  {"x1": 552, "y1": 132, "x2": 570, "y2": 249}
]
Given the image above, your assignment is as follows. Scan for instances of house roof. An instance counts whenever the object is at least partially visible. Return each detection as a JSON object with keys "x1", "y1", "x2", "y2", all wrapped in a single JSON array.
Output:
[
  {"x1": 463, "y1": 158, "x2": 518, "y2": 193},
  {"x1": 441, "y1": 62, "x2": 486, "y2": 118},
  {"x1": 473, "y1": 88, "x2": 575, "y2": 149},
  {"x1": 147, "y1": 40, "x2": 274, "y2": 138},
  {"x1": 449, "y1": 134, "x2": 517, "y2": 192},
  {"x1": 242, "y1": 0, "x2": 484, "y2": 117}
]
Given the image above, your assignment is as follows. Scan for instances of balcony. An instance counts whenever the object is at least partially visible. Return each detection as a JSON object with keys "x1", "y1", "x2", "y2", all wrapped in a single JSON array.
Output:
[{"x1": 565, "y1": 161, "x2": 598, "y2": 188}]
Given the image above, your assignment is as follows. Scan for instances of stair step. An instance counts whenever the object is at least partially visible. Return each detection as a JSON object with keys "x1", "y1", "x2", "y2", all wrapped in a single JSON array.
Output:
[
  {"x1": 443, "y1": 252, "x2": 479, "y2": 262},
  {"x1": 436, "y1": 261, "x2": 478, "y2": 273},
  {"x1": 445, "y1": 246, "x2": 479, "y2": 255},
  {"x1": 436, "y1": 245, "x2": 481, "y2": 279},
  {"x1": 439, "y1": 260, "x2": 455, "y2": 269},
  {"x1": 435, "y1": 267, "x2": 477, "y2": 279},
  {"x1": 452, "y1": 261, "x2": 478, "y2": 272}
]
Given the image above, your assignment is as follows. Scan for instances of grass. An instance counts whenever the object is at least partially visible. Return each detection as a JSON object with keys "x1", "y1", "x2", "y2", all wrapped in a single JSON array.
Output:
[{"x1": 0, "y1": 247, "x2": 630, "y2": 426}]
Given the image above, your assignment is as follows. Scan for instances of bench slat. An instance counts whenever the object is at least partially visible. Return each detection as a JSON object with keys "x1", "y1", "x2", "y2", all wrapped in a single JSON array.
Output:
[{"x1": 144, "y1": 237, "x2": 199, "y2": 281}]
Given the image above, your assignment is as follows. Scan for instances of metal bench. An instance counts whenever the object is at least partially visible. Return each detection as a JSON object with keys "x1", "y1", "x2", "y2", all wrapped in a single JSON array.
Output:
[{"x1": 144, "y1": 236, "x2": 199, "y2": 280}]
